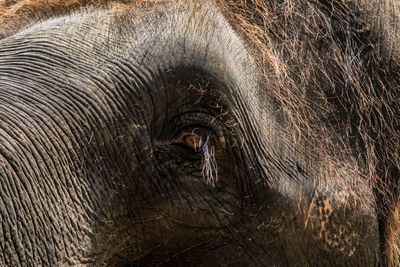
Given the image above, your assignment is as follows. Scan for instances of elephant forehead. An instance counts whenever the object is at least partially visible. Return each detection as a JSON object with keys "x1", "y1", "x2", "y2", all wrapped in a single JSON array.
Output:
[{"x1": 0, "y1": 3, "x2": 259, "y2": 97}]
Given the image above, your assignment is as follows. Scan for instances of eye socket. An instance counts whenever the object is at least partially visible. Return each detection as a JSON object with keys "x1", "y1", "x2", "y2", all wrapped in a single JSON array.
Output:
[{"x1": 172, "y1": 130, "x2": 205, "y2": 152}]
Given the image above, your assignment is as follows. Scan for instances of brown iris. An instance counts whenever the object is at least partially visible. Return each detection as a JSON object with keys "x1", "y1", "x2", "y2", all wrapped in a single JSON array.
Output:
[{"x1": 173, "y1": 131, "x2": 203, "y2": 151}]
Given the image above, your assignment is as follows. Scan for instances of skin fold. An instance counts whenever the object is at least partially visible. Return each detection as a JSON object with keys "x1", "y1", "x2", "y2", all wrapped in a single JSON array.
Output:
[{"x1": 1, "y1": 0, "x2": 399, "y2": 266}]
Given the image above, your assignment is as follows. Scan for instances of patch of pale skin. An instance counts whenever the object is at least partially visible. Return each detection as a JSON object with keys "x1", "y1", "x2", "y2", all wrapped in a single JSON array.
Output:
[{"x1": 305, "y1": 191, "x2": 360, "y2": 257}]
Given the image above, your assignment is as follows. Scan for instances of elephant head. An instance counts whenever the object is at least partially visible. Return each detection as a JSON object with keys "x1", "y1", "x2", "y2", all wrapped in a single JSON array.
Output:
[{"x1": 0, "y1": 0, "x2": 399, "y2": 266}]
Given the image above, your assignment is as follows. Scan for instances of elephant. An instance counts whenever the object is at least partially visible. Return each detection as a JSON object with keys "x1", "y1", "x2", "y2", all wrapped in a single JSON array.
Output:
[{"x1": 0, "y1": 0, "x2": 399, "y2": 266}]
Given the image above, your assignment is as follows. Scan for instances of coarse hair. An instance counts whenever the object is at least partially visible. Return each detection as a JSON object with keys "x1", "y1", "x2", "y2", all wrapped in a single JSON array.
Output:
[{"x1": 216, "y1": 1, "x2": 400, "y2": 264}]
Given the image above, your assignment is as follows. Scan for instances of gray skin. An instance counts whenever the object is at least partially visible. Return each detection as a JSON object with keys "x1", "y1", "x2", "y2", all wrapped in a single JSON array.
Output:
[{"x1": 0, "y1": 2, "x2": 380, "y2": 266}]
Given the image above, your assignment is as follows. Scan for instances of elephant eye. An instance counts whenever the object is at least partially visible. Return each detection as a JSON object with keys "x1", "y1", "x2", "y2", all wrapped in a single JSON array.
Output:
[{"x1": 173, "y1": 131, "x2": 204, "y2": 152}]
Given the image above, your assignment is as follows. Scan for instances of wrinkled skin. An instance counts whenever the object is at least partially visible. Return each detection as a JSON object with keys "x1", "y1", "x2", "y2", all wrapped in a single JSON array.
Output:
[{"x1": 0, "y1": 1, "x2": 383, "y2": 266}]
